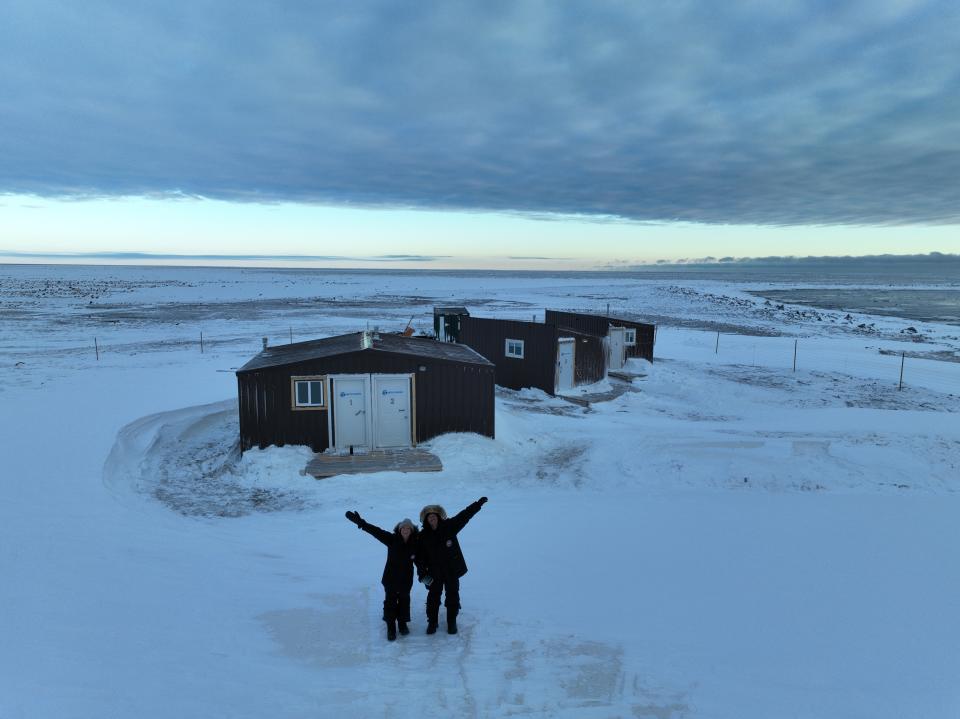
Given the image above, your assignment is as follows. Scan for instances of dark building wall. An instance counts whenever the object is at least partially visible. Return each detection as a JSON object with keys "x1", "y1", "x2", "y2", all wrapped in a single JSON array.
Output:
[
  {"x1": 237, "y1": 349, "x2": 495, "y2": 452},
  {"x1": 625, "y1": 320, "x2": 656, "y2": 362},
  {"x1": 545, "y1": 310, "x2": 656, "y2": 362},
  {"x1": 433, "y1": 310, "x2": 468, "y2": 342},
  {"x1": 558, "y1": 328, "x2": 607, "y2": 385},
  {"x1": 459, "y1": 316, "x2": 559, "y2": 394}
]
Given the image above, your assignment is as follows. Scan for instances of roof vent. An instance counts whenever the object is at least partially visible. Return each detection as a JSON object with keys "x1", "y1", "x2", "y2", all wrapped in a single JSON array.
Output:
[
  {"x1": 361, "y1": 331, "x2": 373, "y2": 349},
  {"x1": 262, "y1": 337, "x2": 269, "y2": 350}
]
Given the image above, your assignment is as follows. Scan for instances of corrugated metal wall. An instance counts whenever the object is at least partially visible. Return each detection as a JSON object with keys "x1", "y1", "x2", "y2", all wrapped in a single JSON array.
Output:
[
  {"x1": 557, "y1": 328, "x2": 607, "y2": 385},
  {"x1": 237, "y1": 349, "x2": 495, "y2": 452},
  {"x1": 545, "y1": 310, "x2": 656, "y2": 362},
  {"x1": 459, "y1": 316, "x2": 559, "y2": 394}
]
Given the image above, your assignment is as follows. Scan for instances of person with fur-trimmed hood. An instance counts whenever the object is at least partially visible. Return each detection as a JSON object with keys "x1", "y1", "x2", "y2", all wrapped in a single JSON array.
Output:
[
  {"x1": 345, "y1": 510, "x2": 420, "y2": 641},
  {"x1": 417, "y1": 497, "x2": 487, "y2": 635}
]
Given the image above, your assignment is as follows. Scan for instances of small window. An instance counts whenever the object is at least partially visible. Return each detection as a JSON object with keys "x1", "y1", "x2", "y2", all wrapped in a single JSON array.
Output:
[
  {"x1": 292, "y1": 377, "x2": 326, "y2": 409},
  {"x1": 505, "y1": 338, "x2": 525, "y2": 359},
  {"x1": 624, "y1": 329, "x2": 637, "y2": 346}
]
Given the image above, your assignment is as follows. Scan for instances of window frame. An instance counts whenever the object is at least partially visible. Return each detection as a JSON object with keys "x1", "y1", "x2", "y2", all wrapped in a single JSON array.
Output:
[
  {"x1": 291, "y1": 375, "x2": 327, "y2": 410},
  {"x1": 624, "y1": 329, "x2": 637, "y2": 346},
  {"x1": 504, "y1": 338, "x2": 525, "y2": 359}
]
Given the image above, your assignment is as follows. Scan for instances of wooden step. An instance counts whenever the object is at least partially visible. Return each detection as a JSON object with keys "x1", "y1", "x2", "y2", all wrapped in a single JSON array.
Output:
[
  {"x1": 608, "y1": 370, "x2": 646, "y2": 382},
  {"x1": 305, "y1": 448, "x2": 443, "y2": 479}
]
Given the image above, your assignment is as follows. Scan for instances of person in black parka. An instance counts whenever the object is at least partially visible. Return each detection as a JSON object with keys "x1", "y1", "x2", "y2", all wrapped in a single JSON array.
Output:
[
  {"x1": 417, "y1": 497, "x2": 487, "y2": 635},
  {"x1": 345, "y1": 510, "x2": 420, "y2": 641}
]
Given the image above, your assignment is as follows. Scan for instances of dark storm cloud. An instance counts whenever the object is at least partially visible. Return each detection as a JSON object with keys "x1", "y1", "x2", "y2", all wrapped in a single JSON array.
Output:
[
  {"x1": 605, "y1": 252, "x2": 960, "y2": 268},
  {"x1": 2, "y1": 1, "x2": 959, "y2": 225}
]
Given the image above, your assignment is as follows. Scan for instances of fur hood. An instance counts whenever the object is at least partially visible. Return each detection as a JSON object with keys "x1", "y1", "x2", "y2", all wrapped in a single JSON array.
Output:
[
  {"x1": 394, "y1": 518, "x2": 418, "y2": 535},
  {"x1": 419, "y1": 504, "x2": 448, "y2": 525}
]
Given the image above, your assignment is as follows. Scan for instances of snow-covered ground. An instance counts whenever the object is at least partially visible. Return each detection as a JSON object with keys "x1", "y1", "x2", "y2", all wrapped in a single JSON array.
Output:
[{"x1": 1, "y1": 265, "x2": 959, "y2": 718}]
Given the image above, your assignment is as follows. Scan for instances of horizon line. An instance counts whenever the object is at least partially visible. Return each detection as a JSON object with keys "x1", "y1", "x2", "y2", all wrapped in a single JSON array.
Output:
[
  {"x1": 2, "y1": 250, "x2": 960, "y2": 275},
  {"x1": 1, "y1": 249, "x2": 958, "y2": 265}
]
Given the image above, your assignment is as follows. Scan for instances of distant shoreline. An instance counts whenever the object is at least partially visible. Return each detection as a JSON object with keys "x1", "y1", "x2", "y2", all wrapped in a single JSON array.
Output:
[
  {"x1": 748, "y1": 288, "x2": 960, "y2": 328},
  {"x1": 2, "y1": 256, "x2": 960, "y2": 286}
]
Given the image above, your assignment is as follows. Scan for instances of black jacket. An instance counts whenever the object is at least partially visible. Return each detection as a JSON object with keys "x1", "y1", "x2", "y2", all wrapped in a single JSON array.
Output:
[
  {"x1": 417, "y1": 501, "x2": 483, "y2": 581},
  {"x1": 358, "y1": 521, "x2": 420, "y2": 590}
]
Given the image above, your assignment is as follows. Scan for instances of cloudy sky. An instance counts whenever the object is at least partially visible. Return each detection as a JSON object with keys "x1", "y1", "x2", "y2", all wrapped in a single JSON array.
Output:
[{"x1": 1, "y1": 1, "x2": 958, "y2": 268}]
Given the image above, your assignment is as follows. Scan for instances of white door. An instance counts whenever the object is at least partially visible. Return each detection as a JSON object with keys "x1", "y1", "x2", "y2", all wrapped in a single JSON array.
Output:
[
  {"x1": 372, "y1": 375, "x2": 413, "y2": 448},
  {"x1": 331, "y1": 376, "x2": 370, "y2": 449},
  {"x1": 556, "y1": 339, "x2": 575, "y2": 391},
  {"x1": 608, "y1": 326, "x2": 626, "y2": 369}
]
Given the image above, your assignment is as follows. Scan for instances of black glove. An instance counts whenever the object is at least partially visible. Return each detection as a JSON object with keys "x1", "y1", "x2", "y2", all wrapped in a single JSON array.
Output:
[
  {"x1": 478, "y1": 497, "x2": 488, "y2": 506},
  {"x1": 345, "y1": 510, "x2": 362, "y2": 526}
]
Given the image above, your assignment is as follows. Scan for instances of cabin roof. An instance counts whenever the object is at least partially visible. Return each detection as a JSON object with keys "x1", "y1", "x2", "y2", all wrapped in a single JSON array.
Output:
[
  {"x1": 433, "y1": 306, "x2": 470, "y2": 315},
  {"x1": 237, "y1": 331, "x2": 493, "y2": 373}
]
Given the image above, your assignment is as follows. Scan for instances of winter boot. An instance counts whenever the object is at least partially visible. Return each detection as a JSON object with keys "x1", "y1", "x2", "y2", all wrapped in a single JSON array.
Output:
[
  {"x1": 447, "y1": 609, "x2": 459, "y2": 635},
  {"x1": 398, "y1": 621, "x2": 409, "y2": 636},
  {"x1": 386, "y1": 619, "x2": 397, "y2": 641},
  {"x1": 426, "y1": 621, "x2": 438, "y2": 635}
]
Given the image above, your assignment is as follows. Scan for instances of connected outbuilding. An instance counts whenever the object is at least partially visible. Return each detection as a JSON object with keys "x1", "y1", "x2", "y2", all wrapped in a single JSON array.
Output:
[
  {"x1": 545, "y1": 310, "x2": 656, "y2": 368},
  {"x1": 236, "y1": 331, "x2": 495, "y2": 453},
  {"x1": 457, "y1": 314, "x2": 607, "y2": 395},
  {"x1": 439, "y1": 306, "x2": 656, "y2": 395},
  {"x1": 433, "y1": 306, "x2": 470, "y2": 343}
]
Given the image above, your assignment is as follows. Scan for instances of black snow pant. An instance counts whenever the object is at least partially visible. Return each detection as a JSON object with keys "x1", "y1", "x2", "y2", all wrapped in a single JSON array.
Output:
[
  {"x1": 425, "y1": 576, "x2": 460, "y2": 623},
  {"x1": 383, "y1": 586, "x2": 411, "y2": 623}
]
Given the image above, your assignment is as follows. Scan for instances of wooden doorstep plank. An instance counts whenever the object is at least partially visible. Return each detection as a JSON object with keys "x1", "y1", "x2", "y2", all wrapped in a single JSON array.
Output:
[
  {"x1": 305, "y1": 449, "x2": 443, "y2": 479},
  {"x1": 608, "y1": 370, "x2": 646, "y2": 382}
]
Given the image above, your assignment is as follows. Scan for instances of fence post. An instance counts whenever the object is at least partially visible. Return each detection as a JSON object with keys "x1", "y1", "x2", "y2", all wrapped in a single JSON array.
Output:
[
  {"x1": 793, "y1": 339, "x2": 797, "y2": 372},
  {"x1": 94, "y1": 337, "x2": 99, "y2": 361},
  {"x1": 200, "y1": 331, "x2": 204, "y2": 353},
  {"x1": 290, "y1": 327, "x2": 293, "y2": 344},
  {"x1": 715, "y1": 331, "x2": 720, "y2": 354},
  {"x1": 899, "y1": 352, "x2": 905, "y2": 391}
]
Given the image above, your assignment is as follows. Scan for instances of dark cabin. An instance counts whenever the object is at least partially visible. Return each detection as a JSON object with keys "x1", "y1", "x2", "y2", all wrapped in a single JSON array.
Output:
[
  {"x1": 236, "y1": 331, "x2": 495, "y2": 453},
  {"x1": 433, "y1": 306, "x2": 469, "y2": 342},
  {"x1": 544, "y1": 310, "x2": 656, "y2": 364},
  {"x1": 458, "y1": 315, "x2": 606, "y2": 395}
]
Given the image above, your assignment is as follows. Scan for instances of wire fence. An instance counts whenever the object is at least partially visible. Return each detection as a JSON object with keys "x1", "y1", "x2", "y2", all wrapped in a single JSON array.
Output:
[
  {"x1": 22, "y1": 327, "x2": 312, "y2": 364},
  {"x1": 17, "y1": 321, "x2": 960, "y2": 399},
  {"x1": 654, "y1": 327, "x2": 960, "y2": 397}
]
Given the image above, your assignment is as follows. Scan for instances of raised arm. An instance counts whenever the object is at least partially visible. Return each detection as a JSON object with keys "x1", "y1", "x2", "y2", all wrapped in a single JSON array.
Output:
[
  {"x1": 345, "y1": 510, "x2": 392, "y2": 546},
  {"x1": 445, "y1": 497, "x2": 487, "y2": 535}
]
